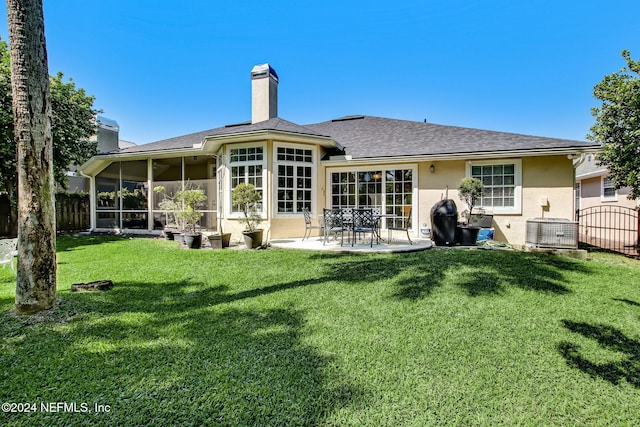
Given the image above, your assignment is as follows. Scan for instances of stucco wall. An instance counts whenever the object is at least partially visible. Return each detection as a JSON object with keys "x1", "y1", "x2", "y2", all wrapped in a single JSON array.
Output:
[
  {"x1": 579, "y1": 176, "x2": 637, "y2": 210},
  {"x1": 221, "y1": 139, "x2": 326, "y2": 242},
  {"x1": 161, "y1": 137, "x2": 581, "y2": 246},
  {"x1": 416, "y1": 156, "x2": 576, "y2": 245},
  {"x1": 268, "y1": 155, "x2": 578, "y2": 245},
  {"x1": 417, "y1": 159, "x2": 465, "y2": 236}
]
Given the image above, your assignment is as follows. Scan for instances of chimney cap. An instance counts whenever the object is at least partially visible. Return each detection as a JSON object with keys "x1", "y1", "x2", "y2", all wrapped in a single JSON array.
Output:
[{"x1": 251, "y1": 63, "x2": 279, "y2": 82}]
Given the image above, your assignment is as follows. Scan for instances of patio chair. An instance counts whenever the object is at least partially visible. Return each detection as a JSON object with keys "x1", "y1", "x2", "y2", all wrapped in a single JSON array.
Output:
[
  {"x1": 0, "y1": 238, "x2": 18, "y2": 273},
  {"x1": 302, "y1": 207, "x2": 324, "y2": 240},
  {"x1": 388, "y1": 207, "x2": 412, "y2": 245},
  {"x1": 323, "y1": 208, "x2": 345, "y2": 246},
  {"x1": 340, "y1": 207, "x2": 354, "y2": 244},
  {"x1": 352, "y1": 209, "x2": 379, "y2": 247}
]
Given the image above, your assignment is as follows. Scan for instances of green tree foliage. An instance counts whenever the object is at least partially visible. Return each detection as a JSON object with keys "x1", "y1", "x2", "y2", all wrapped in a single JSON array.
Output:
[
  {"x1": 0, "y1": 40, "x2": 15, "y2": 204},
  {"x1": 458, "y1": 177, "x2": 484, "y2": 223},
  {"x1": 0, "y1": 38, "x2": 98, "y2": 206},
  {"x1": 50, "y1": 71, "x2": 99, "y2": 186},
  {"x1": 231, "y1": 183, "x2": 262, "y2": 231},
  {"x1": 588, "y1": 50, "x2": 640, "y2": 200}
]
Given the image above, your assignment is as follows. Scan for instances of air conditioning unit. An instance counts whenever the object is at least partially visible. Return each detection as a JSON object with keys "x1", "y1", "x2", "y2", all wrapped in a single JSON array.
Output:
[{"x1": 525, "y1": 218, "x2": 578, "y2": 249}]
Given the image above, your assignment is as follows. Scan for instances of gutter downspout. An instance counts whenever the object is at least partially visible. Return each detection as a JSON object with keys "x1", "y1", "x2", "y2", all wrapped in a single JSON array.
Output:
[
  {"x1": 571, "y1": 153, "x2": 587, "y2": 221},
  {"x1": 571, "y1": 153, "x2": 587, "y2": 170}
]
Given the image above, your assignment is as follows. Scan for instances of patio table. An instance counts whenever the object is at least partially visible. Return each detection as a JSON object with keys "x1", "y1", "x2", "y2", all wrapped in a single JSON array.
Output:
[{"x1": 328, "y1": 208, "x2": 395, "y2": 245}]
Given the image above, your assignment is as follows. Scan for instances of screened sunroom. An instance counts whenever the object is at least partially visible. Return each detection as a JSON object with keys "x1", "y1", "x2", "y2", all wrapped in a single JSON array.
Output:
[{"x1": 92, "y1": 156, "x2": 218, "y2": 233}]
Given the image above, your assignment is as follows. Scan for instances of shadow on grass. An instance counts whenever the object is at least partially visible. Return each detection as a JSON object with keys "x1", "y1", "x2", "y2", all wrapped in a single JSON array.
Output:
[
  {"x1": 348, "y1": 250, "x2": 584, "y2": 300},
  {"x1": 613, "y1": 298, "x2": 640, "y2": 307},
  {"x1": 1, "y1": 279, "x2": 363, "y2": 425},
  {"x1": 224, "y1": 249, "x2": 584, "y2": 302},
  {"x1": 56, "y1": 234, "x2": 127, "y2": 252},
  {"x1": 558, "y1": 320, "x2": 640, "y2": 388},
  {"x1": 0, "y1": 243, "x2": 597, "y2": 423}
]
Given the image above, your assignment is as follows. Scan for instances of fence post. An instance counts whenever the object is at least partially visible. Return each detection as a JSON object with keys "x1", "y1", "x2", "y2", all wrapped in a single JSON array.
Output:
[{"x1": 637, "y1": 208, "x2": 640, "y2": 250}]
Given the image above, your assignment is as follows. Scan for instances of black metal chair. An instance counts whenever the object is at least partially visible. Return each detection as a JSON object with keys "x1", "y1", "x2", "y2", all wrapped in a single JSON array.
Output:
[
  {"x1": 335, "y1": 207, "x2": 354, "y2": 244},
  {"x1": 388, "y1": 207, "x2": 412, "y2": 245},
  {"x1": 323, "y1": 208, "x2": 345, "y2": 246},
  {"x1": 302, "y1": 207, "x2": 324, "y2": 240},
  {"x1": 352, "y1": 209, "x2": 379, "y2": 247}
]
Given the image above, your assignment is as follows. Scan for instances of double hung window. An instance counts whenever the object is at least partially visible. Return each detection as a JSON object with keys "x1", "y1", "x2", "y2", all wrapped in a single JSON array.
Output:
[
  {"x1": 601, "y1": 177, "x2": 617, "y2": 201},
  {"x1": 229, "y1": 147, "x2": 264, "y2": 213},
  {"x1": 467, "y1": 160, "x2": 521, "y2": 214},
  {"x1": 276, "y1": 147, "x2": 313, "y2": 213}
]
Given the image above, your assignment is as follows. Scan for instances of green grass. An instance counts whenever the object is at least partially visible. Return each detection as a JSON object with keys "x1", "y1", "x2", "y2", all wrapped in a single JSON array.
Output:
[{"x1": 1, "y1": 236, "x2": 639, "y2": 426}]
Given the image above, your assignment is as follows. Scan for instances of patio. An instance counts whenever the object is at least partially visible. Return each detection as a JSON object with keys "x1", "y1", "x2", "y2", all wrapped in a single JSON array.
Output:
[{"x1": 269, "y1": 236, "x2": 433, "y2": 253}]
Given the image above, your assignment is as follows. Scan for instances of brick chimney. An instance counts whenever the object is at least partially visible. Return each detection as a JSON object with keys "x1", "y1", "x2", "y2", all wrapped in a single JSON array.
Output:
[{"x1": 251, "y1": 63, "x2": 278, "y2": 124}]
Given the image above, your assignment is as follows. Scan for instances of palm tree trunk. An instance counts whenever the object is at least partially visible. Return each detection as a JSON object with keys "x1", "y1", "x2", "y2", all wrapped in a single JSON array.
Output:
[{"x1": 7, "y1": 0, "x2": 57, "y2": 314}]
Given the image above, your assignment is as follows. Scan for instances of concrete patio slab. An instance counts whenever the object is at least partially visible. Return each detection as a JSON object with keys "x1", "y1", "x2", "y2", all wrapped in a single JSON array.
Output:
[{"x1": 269, "y1": 237, "x2": 433, "y2": 253}]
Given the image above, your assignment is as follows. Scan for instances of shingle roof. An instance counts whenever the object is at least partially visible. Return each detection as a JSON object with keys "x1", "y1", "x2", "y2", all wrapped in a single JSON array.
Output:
[
  {"x1": 575, "y1": 154, "x2": 606, "y2": 178},
  {"x1": 115, "y1": 118, "x2": 329, "y2": 154},
  {"x1": 111, "y1": 115, "x2": 599, "y2": 158},
  {"x1": 304, "y1": 115, "x2": 598, "y2": 159}
]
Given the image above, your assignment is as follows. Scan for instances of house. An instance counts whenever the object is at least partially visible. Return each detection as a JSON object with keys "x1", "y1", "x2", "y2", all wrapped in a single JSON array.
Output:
[
  {"x1": 68, "y1": 115, "x2": 136, "y2": 193},
  {"x1": 79, "y1": 64, "x2": 599, "y2": 245},
  {"x1": 575, "y1": 154, "x2": 639, "y2": 212},
  {"x1": 574, "y1": 154, "x2": 639, "y2": 255}
]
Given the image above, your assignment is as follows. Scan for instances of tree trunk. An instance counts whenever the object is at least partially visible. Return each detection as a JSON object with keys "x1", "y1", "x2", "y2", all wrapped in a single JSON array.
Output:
[{"x1": 7, "y1": 0, "x2": 57, "y2": 314}]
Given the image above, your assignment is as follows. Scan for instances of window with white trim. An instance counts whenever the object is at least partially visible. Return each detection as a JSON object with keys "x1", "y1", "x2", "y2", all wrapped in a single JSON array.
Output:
[
  {"x1": 467, "y1": 160, "x2": 521, "y2": 214},
  {"x1": 601, "y1": 177, "x2": 617, "y2": 201},
  {"x1": 575, "y1": 182, "x2": 581, "y2": 211},
  {"x1": 276, "y1": 147, "x2": 313, "y2": 213},
  {"x1": 229, "y1": 146, "x2": 264, "y2": 213}
]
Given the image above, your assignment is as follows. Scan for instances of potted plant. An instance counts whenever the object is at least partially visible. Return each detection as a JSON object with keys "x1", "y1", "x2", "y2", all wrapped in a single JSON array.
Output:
[
  {"x1": 207, "y1": 222, "x2": 232, "y2": 249},
  {"x1": 457, "y1": 177, "x2": 484, "y2": 246},
  {"x1": 231, "y1": 183, "x2": 263, "y2": 249},
  {"x1": 154, "y1": 183, "x2": 207, "y2": 248},
  {"x1": 176, "y1": 186, "x2": 207, "y2": 249},
  {"x1": 153, "y1": 186, "x2": 180, "y2": 240}
]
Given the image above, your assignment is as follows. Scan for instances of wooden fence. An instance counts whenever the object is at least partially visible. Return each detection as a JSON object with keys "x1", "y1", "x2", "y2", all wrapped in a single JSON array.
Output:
[
  {"x1": 0, "y1": 193, "x2": 90, "y2": 237},
  {"x1": 55, "y1": 193, "x2": 91, "y2": 232},
  {"x1": 0, "y1": 194, "x2": 10, "y2": 237}
]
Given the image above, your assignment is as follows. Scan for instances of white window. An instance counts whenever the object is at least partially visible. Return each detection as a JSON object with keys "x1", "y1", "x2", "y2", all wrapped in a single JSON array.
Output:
[
  {"x1": 601, "y1": 177, "x2": 617, "y2": 201},
  {"x1": 228, "y1": 145, "x2": 265, "y2": 214},
  {"x1": 275, "y1": 146, "x2": 314, "y2": 214},
  {"x1": 467, "y1": 159, "x2": 522, "y2": 214}
]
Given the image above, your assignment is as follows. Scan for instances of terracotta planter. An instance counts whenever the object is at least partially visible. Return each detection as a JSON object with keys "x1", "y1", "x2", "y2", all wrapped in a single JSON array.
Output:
[{"x1": 242, "y1": 229, "x2": 263, "y2": 249}]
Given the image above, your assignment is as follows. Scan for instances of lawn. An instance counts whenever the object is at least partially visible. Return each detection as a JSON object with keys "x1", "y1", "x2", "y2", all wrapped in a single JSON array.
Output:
[{"x1": 1, "y1": 236, "x2": 639, "y2": 426}]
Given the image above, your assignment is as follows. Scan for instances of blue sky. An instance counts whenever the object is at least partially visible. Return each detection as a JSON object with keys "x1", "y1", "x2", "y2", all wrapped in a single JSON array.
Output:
[{"x1": 1, "y1": 1, "x2": 639, "y2": 144}]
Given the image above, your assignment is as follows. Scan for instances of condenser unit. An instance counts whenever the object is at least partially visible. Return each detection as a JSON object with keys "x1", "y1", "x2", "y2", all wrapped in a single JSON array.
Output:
[{"x1": 525, "y1": 218, "x2": 578, "y2": 249}]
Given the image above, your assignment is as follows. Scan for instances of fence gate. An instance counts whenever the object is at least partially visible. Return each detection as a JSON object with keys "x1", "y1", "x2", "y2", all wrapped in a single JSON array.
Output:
[{"x1": 577, "y1": 206, "x2": 639, "y2": 256}]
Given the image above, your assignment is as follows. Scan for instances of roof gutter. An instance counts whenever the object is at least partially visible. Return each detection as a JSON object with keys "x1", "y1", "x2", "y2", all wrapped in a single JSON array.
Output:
[
  {"x1": 576, "y1": 169, "x2": 608, "y2": 180},
  {"x1": 322, "y1": 147, "x2": 600, "y2": 166},
  {"x1": 78, "y1": 146, "x2": 205, "y2": 176},
  {"x1": 79, "y1": 129, "x2": 340, "y2": 176},
  {"x1": 201, "y1": 129, "x2": 340, "y2": 151}
]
